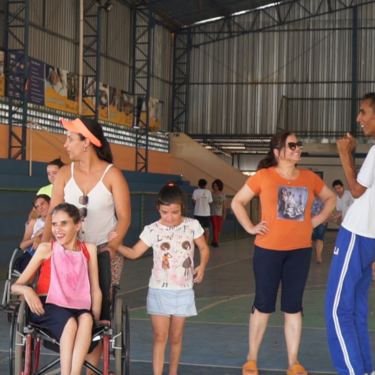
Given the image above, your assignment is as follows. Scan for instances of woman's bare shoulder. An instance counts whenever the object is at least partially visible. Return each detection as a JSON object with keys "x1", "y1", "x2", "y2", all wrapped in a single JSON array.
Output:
[
  {"x1": 56, "y1": 164, "x2": 72, "y2": 181},
  {"x1": 35, "y1": 242, "x2": 52, "y2": 259},
  {"x1": 106, "y1": 165, "x2": 127, "y2": 182}
]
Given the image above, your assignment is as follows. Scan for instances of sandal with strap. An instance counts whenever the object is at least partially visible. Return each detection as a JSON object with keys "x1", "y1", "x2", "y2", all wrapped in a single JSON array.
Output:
[
  {"x1": 242, "y1": 360, "x2": 258, "y2": 375},
  {"x1": 286, "y1": 363, "x2": 308, "y2": 375}
]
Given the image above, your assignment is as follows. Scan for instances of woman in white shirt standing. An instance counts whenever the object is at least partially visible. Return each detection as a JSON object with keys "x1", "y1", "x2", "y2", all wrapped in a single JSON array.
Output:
[{"x1": 42, "y1": 117, "x2": 131, "y2": 374}]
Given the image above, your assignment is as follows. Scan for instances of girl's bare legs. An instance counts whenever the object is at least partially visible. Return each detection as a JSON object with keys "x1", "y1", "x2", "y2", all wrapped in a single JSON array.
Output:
[
  {"x1": 168, "y1": 316, "x2": 186, "y2": 375},
  {"x1": 284, "y1": 312, "x2": 303, "y2": 371},
  {"x1": 244, "y1": 308, "x2": 270, "y2": 374},
  {"x1": 59, "y1": 318, "x2": 77, "y2": 375},
  {"x1": 60, "y1": 314, "x2": 94, "y2": 375},
  {"x1": 71, "y1": 313, "x2": 93, "y2": 375},
  {"x1": 86, "y1": 341, "x2": 102, "y2": 375},
  {"x1": 151, "y1": 315, "x2": 171, "y2": 375}
]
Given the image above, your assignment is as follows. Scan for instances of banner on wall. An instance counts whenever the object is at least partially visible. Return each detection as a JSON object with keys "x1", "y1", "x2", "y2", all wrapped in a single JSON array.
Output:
[
  {"x1": 140, "y1": 97, "x2": 164, "y2": 131},
  {"x1": 109, "y1": 87, "x2": 134, "y2": 127},
  {"x1": 81, "y1": 77, "x2": 96, "y2": 117},
  {"x1": 4, "y1": 52, "x2": 137, "y2": 127},
  {"x1": 81, "y1": 79, "x2": 109, "y2": 120},
  {"x1": 45, "y1": 64, "x2": 78, "y2": 114},
  {"x1": 0, "y1": 51, "x2": 5, "y2": 96},
  {"x1": 28, "y1": 56, "x2": 45, "y2": 106},
  {"x1": 98, "y1": 82, "x2": 109, "y2": 121},
  {"x1": 6, "y1": 51, "x2": 24, "y2": 99}
]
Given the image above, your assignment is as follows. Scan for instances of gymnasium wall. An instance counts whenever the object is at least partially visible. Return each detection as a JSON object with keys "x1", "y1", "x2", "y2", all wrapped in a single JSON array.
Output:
[{"x1": 0, "y1": 123, "x2": 170, "y2": 174}]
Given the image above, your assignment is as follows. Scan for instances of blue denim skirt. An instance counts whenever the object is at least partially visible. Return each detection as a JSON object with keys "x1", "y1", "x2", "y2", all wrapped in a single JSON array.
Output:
[{"x1": 147, "y1": 288, "x2": 197, "y2": 317}]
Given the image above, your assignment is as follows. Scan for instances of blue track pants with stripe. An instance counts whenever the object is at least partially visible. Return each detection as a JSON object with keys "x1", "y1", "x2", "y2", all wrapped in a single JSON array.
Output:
[{"x1": 325, "y1": 227, "x2": 375, "y2": 375}]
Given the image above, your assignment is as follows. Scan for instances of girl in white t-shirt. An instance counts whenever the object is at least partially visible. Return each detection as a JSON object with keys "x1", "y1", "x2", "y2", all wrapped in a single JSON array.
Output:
[{"x1": 112, "y1": 182, "x2": 210, "y2": 375}]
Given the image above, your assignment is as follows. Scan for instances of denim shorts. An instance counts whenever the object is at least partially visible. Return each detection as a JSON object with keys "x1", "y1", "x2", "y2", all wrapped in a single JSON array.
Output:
[
  {"x1": 147, "y1": 288, "x2": 197, "y2": 317},
  {"x1": 312, "y1": 223, "x2": 328, "y2": 241}
]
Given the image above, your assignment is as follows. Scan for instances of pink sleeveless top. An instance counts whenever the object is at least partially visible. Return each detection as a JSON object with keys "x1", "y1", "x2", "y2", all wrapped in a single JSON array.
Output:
[{"x1": 46, "y1": 241, "x2": 91, "y2": 310}]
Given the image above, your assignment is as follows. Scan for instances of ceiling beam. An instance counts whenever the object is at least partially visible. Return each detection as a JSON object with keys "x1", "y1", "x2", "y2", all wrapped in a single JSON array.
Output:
[{"x1": 181, "y1": 0, "x2": 375, "y2": 48}]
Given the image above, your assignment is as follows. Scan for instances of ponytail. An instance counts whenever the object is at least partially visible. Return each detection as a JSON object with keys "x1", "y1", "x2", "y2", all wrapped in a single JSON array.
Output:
[
  {"x1": 78, "y1": 117, "x2": 113, "y2": 163},
  {"x1": 257, "y1": 131, "x2": 294, "y2": 170},
  {"x1": 257, "y1": 150, "x2": 277, "y2": 170}
]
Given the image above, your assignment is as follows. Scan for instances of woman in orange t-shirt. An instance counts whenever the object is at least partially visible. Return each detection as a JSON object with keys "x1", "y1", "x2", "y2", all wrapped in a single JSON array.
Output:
[{"x1": 231, "y1": 131, "x2": 336, "y2": 375}]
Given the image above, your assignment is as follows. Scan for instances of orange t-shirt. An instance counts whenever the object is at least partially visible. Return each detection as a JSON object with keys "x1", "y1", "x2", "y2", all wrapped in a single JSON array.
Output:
[{"x1": 247, "y1": 167, "x2": 325, "y2": 250}]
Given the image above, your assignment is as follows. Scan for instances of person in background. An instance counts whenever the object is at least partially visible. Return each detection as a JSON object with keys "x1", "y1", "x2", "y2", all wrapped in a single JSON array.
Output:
[
  {"x1": 16, "y1": 195, "x2": 51, "y2": 273},
  {"x1": 27, "y1": 158, "x2": 65, "y2": 223},
  {"x1": 326, "y1": 179, "x2": 354, "y2": 225},
  {"x1": 311, "y1": 196, "x2": 328, "y2": 264},
  {"x1": 231, "y1": 131, "x2": 336, "y2": 375},
  {"x1": 210, "y1": 179, "x2": 226, "y2": 248},
  {"x1": 192, "y1": 179, "x2": 212, "y2": 244}
]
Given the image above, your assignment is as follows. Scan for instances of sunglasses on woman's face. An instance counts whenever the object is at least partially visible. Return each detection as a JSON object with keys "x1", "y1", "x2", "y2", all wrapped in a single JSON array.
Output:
[{"x1": 286, "y1": 141, "x2": 303, "y2": 151}]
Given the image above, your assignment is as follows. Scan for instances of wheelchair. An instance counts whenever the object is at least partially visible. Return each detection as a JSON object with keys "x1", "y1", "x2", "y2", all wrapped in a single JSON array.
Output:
[
  {"x1": 1, "y1": 247, "x2": 25, "y2": 322},
  {"x1": 9, "y1": 285, "x2": 130, "y2": 375}
]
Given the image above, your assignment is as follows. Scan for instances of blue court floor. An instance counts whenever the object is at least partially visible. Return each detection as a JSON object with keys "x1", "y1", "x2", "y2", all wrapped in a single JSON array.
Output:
[{"x1": 2, "y1": 231, "x2": 375, "y2": 374}]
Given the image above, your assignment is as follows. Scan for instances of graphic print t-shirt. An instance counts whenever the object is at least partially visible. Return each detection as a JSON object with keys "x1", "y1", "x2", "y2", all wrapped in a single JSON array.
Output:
[
  {"x1": 247, "y1": 167, "x2": 324, "y2": 250},
  {"x1": 211, "y1": 191, "x2": 226, "y2": 216},
  {"x1": 140, "y1": 217, "x2": 204, "y2": 290}
]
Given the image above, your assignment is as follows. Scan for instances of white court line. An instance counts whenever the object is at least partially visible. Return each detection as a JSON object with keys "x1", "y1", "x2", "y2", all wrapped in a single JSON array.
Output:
[{"x1": 118, "y1": 256, "x2": 253, "y2": 296}]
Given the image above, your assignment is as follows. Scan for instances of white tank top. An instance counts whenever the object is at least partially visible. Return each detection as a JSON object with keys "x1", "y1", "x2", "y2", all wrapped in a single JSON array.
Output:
[
  {"x1": 64, "y1": 162, "x2": 118, "y2": 246},
  {"x1": 32, "y1": 217, "x2": 45, "y2": 238}
]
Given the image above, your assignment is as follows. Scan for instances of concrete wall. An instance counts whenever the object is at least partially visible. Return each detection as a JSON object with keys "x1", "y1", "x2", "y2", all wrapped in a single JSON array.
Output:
[{"x1": 169, "y1": 133, "x2": 248, "y2": 196}]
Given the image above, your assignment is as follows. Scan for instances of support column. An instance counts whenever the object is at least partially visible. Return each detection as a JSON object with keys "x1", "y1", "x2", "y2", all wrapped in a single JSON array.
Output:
[
  {"x1": 351, "y1": 5, "x2": 358, "y2": 161},
  {"x1": 82, "y1": 0, "x2": 102, "y2": 121},
  {"x1": 171, "y1": 29, "x2": 191, "y2": 133},
  {"x1": 132, "y1": 4, "x2": 153, "y2": 172},
  {"x1": 5, "y1": 0, "x2": 30, "y2": 159}
]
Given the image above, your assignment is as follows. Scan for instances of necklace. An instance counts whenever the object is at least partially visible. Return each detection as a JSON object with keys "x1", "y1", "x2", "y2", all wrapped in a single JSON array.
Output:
[{"x1": 275, "y1": 167, "x2": 299, "y2": 184}]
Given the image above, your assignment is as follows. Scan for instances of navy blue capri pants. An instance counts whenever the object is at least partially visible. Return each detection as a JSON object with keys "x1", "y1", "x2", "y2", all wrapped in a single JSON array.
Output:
[{"x1": 253, "y1": 245, "x2": 312, "y2": 314}]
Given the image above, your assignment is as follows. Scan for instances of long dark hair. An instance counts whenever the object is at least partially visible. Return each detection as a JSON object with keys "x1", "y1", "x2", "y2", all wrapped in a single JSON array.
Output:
[
  {"x1": 78, "y1": 117, "x2": 113, "y2": 163},
  {"x1": 257, "y1": 131, "x2": 295, "y2": 170},
  {"x1": 156, "y1": 181, "x2": 185, "y2": 210}
]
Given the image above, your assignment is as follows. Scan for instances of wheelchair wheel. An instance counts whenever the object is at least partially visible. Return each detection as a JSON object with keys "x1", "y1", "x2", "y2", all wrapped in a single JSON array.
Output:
[
  {"x1": 9, "y1": 300, "x2": 25, "y2": 375},
  {"x1": 114, "y1": 298, "x2": 130, "y2": 375},
  {"x1": 124, "y1": 304, "x2": 130, "y2": 375}
]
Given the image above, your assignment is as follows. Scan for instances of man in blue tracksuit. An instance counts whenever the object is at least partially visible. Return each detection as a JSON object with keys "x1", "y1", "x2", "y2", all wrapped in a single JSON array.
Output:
[{"x1": 325, "y1": 93, "x2": 375, "y2": 375}]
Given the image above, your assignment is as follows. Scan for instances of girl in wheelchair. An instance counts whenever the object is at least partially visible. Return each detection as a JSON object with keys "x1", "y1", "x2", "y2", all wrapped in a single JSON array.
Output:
[{"x1": 12, "y1": 203, "x2": 102, "y2": 375}]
